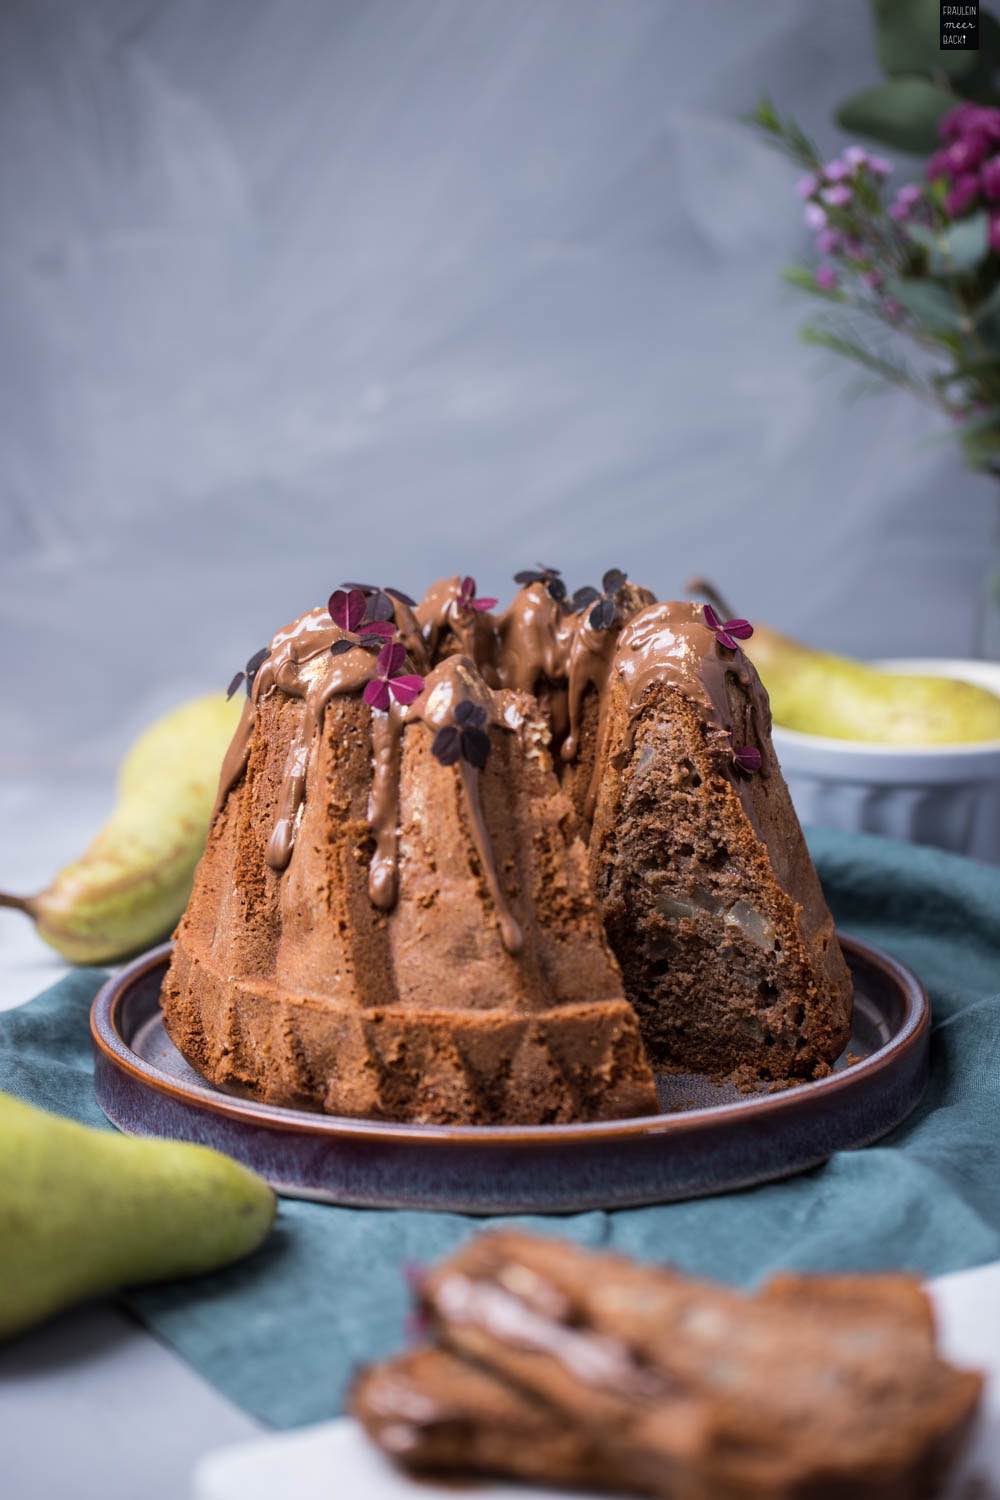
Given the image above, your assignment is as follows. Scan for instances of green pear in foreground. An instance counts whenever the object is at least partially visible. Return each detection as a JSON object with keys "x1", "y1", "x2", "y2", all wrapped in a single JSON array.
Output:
[
  {"x1": 0, "y1": 1093, "x2": 275, "y2": 1340},
  {"x1": 689, "y1": 580, "x2": 1000, "y2": 746},
  {"x1": 0, "y1": 692, "x2": 242, "y2": 963}
]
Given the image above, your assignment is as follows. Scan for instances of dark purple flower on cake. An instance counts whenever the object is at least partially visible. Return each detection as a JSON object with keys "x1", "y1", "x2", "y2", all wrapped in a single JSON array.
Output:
[
  {"x1": 226, "y1": 646, "x2": 271, "y2": 700},
  {"x1": 340, "y1": 581, "x2": 417, "y2": 609},
  {"x1": 514, "y1": 563, "x2": 567, "y2": 603},
  {"x1": 703, "y1": 603, "x2": 754, "y2": 652},
  {"x1": 363, "y1": 642, "x2": 425, "y2": 711},
  {"x1": 733, "y1": 744, "x2": 762, "y2": 777},
  {"x1": 572, "y1": 567, "x2": 629, "y2": 630},
  {"x1": 455, "y1": 576, "x2": 498, "y2": 615},
  {"x1": 328, "y1": 587, "x2": 368, "y2": 632},
  {"x1": 431, "y1": 700, "x2": 492, "y2": 770}
]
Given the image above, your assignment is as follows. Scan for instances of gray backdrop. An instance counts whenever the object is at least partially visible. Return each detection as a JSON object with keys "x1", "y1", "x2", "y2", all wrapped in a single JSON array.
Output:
[{"x1": 2, "y1": 0, "x2": 996, "y2": 776}]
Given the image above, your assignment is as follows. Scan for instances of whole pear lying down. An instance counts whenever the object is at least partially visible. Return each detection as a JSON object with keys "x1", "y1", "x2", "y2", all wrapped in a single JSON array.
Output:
[
  {"x1": 0, "y1": 692, "x2": 242, "y2": 964},
  {"x1": 746, "y1": 624, "x2": 1000, "y2": 744},
  {"x1": 0, "y1": 1093, "x2": 275, "y2": 1340},
  {"x1": 688, "y1": 580, "x2": 1000, "y2": 745}
]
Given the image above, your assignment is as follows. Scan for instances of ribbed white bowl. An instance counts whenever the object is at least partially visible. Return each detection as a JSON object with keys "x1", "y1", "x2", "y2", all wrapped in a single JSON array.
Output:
[{"x1": 772, "y1": 659, "x2": 1000, "y2": 864}]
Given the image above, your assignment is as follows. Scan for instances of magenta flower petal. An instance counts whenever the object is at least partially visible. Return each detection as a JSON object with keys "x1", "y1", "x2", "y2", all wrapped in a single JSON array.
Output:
[
  {"x1": 981, "y1": 158, "x2": 1000, "y2": 202},
  {"x1": 723, "y1": 619, "x2": 753, "y2": 640},
  {"x1": 946, "y1": 172, "x2": 979, "y2": 218},
  {"x1": 363, "y1": 678, "x2": 391, "y2": 711},
  {"x1": 716, "y1": 630, "x2": 738, "y2": 651},
  {"x1": 328, "y1": 587, "x2": 367, "y2": 632},
  {"x1": 804, "y1": 202, "x2": 827, "y2": 230},
  {"x1": 702, "y1": 604, "x2": 721, "y2": 632},
  {"x1": 472, "y1": 596, "x2": 498, "y2": 612},
  {"x1": 460, "y1": 576, "x2": 476, "y2": 601},
  {"x1": 733, "y1": 746, "x2": 762, "y2": 775},
  {"x1": 820, "y1": 183, "x2": 852, "y2": 208},
  {"x1": 376, "y1": 641, "x2": 406, "y2": 677},
  {"x1": 388, "y1": 674, "x2": 425, "y2": 706},
  {"x1": 357, "y1": 620, "x2": 396, "y2": 640}
]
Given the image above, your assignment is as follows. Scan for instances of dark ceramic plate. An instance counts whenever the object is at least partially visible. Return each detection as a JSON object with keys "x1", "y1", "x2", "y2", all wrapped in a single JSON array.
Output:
[{"x1": 91, "y1": 937, "x2": 929, "y2": 1214}]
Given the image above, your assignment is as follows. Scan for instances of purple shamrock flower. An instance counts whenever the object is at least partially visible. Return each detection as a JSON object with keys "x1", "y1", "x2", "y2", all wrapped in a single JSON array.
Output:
[
  {"x1": 328, "y1": 586, "x2": 396, "y2": 643},
  {"x1": 946, "y1": 171, "x2": 980, "y2": 218},
  {"x1": 733, "y1": 745, "x2": 762, "y2": 777},
  {"x1": 455, "y1": 575, "x2": 498, "y2": 616},
  {"x1": 703, "y1": 603, "x2": 754, "y2": 652},
  {"x1": 815, "y1": 265, "x2": 839, "y2": 292},
  {"x1": 571, "y1": 567, "x2": 629, "y2": 630},
  {"x1": 431, "y1": 700, "x2": 492, "y2": 770},
  {"x1": 362, "y1": 642, "x2": 425, "y2": 711},
  {"x1": 329, "y1": 586, "x2": 367, "y2": 631},
  {"x1": 226, "y1": 646, "x2": 270, "y2": 700},
  {"x1": 513, "y1": 563, "x2": 567, "y2": 603}
]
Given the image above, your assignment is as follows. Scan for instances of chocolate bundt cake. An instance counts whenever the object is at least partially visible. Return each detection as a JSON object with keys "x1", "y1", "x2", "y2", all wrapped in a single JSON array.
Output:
[
  {"x1": 161, "y1": 567, "x2": 852, "y2": 1123},
  {"x1": 354, "y1": 1232, "x2": 983, "y2": 1499}
]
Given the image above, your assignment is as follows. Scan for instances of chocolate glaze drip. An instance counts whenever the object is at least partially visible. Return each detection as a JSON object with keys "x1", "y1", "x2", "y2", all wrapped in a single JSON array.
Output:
[
  {"x1": 409, "y1": 656, "x2": 524, "y2": 956},
  {"x1": 431, "y1": 1271, "x2": 664, "y2": 1399},
  {"x1": 613, "y1": 601, "x2": 773, "y2": 831},
  {"x1": 209, "y1": 581, "x2": 766, "y2": 950},
  {"x1": 415, "y1": 575, "x2": 495, "y2": 676}
]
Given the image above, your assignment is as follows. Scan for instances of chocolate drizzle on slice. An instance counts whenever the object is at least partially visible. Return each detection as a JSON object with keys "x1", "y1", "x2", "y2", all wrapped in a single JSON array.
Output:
[{"x1": 431, "y1": 1271, "x2": 663, "y2": 1399}]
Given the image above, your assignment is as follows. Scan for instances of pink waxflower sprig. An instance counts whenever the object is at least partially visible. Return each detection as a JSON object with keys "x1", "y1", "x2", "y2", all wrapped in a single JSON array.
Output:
[
  {"x1": 703, "y1": 604, "x2": 753, "y2": 652},
  {"x1": 752, "y1": 95, "x2": 1000, "y2": 470}
]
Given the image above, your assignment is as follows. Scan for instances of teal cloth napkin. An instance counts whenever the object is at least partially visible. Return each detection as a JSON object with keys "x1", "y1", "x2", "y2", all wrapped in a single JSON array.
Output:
[{"x1": 1, "y1": 827, "x2": 998, "y2": 1430}]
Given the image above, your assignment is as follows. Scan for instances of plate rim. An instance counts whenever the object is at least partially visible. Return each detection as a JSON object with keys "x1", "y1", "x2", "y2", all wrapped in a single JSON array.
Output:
[{"x1": 90, "y1": 934, "x2": 929, "y2": 1148}]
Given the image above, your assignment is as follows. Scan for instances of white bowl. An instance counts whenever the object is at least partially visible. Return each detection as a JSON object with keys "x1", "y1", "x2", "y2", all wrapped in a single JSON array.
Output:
[{"x1": 772, "y1": 659, "x2": 1000, "y2": 864}]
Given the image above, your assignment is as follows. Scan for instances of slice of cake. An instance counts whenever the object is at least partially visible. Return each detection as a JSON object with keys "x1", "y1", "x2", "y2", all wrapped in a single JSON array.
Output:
[
  {"x1": 354, "y1": 1231, "x2": 984, "y2": 1500},
  {"x1": 587, "y1": 601, "x2": 853, "y2": 1082}
]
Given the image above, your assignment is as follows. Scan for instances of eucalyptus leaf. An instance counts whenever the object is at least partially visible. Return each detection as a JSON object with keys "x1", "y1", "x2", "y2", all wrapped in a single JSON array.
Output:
[
  {"x1": 905, "y1": 212, "x2": 990, "y2": 276},
  {"x1": 884, "y1": 276, "x2": 969, "y2": 331},
  {"x1": 836, "y1": 77, "x2": 956, "y2": 154}
]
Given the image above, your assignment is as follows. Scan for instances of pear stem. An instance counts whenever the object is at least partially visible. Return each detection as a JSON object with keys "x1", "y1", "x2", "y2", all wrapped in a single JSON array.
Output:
[
  {"x1": 686, "y1": 576, "x2": 738, "y2": 622},
  {"x1": 0, "y1": 891, "x2": 36, "y2": 918}
]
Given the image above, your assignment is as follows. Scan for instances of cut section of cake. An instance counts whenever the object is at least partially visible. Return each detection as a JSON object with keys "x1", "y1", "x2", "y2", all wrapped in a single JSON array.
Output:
[
  {"x1": 161, "y1": 596, "x2": 656, "y2": 1125},
  {"x1": 587, "y1": 601, "x2": 853, "y2": 1082}
]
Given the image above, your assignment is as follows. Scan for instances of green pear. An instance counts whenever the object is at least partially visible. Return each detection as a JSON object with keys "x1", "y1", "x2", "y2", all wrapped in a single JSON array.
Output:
[
  {"x1": 689, "y1": 580, "x2": 1000, "y2": 745},
  {"x1": 0, "y1": 1092, "x2": 275, "y2": 1340},
  {"x1": 0, "y1": 692, "x2": 242, "y2": 963},
  {"x1": 747, "y1": 624, "x2": 1000, "y2": 744}
]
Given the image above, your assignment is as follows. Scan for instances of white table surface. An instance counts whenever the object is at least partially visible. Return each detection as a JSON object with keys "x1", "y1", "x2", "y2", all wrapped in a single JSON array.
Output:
[{"x1": 2, "y1": 775, "x2": 998, "y2": 1499}]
